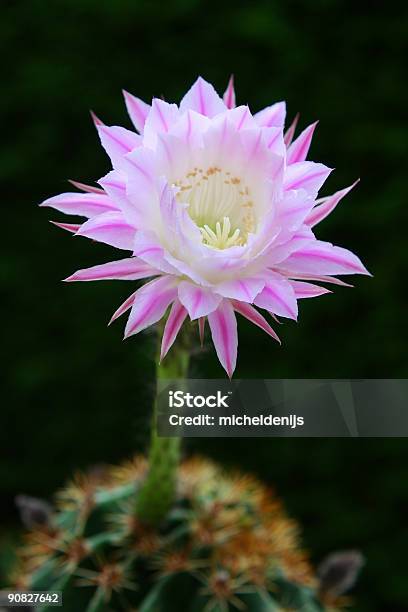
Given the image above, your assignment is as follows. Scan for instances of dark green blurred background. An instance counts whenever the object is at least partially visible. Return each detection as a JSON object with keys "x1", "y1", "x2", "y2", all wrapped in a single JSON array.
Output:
[{"x1": 1, "y1": 0, "x2": 407, "y2": 610}]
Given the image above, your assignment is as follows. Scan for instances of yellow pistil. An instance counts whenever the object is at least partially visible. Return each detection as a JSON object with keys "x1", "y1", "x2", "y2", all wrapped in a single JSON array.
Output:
[{"x1": 200, "y1": 216, "x2": 243, "y2": 249}]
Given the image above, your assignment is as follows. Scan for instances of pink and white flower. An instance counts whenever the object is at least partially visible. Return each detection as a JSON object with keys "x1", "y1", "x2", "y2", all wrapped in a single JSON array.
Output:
[{"x1": 41, "y1": 77, "x2": 370, "y2": 377}]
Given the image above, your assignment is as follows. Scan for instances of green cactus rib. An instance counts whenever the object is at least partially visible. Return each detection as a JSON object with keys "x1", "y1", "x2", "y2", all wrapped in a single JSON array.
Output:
[{"x1": 135, "y1": 339, "x2": 190, "y2": 525}]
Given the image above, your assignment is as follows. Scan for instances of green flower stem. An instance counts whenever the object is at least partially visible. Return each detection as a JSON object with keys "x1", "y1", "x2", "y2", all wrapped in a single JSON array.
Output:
[{"x1": 135, "y1": 338, "x2": 190, "y2": 525}]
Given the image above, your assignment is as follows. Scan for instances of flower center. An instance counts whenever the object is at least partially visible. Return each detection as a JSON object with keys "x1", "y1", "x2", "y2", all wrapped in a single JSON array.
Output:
[{"x1": 174, "y1": 167, "x2": 256, "y2": 249}]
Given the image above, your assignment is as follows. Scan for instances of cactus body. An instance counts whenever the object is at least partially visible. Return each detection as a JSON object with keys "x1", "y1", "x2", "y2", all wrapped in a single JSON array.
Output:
[{"x1": 12, "y1": 457, "x2": 342, "y2": 611}]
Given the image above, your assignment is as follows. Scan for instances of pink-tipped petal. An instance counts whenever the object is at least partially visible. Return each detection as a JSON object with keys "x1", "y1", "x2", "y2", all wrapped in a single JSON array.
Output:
[
  {"x1": 170, "y1": 109, "x2": 210, "y2": 150},
  {"x1": 283, "y1": 241, "x2": 371, "y2": 276},
  {"x1": 232, "y1": 300, "x2": 280, "y2": 344},
  {"x1": 124, "y1": 147, "x2": 157, "y2": 206},
  {"x1": 109, "y1": 291, "x2": 137, "y2": 325},
  {"x1": 98, "y1": 170, "x2": 139, "y2": 227},
  {"x1": 284, "y1": 274, "x2": 354, "y2": 288},
  {"x1": 123, "y1": 90, "x2": 151, "y2": 133},
  {"x1": 180, "y1": 77, "x2": 226, "y2": 118},
  {"x1": 50, "y1": 221, "x2": 81, "y2": 234},
  {"x1": 199, "y1": 317, "x2": 206, "y2": 346},
  {"x1": 75, "y1": 211, "x2": 136, "y2": 250},
  {"x1": 178, "y1": 281, "x2": 222, "y2": 320},
  {"x1": 276, "y1": 190, "x2": 315, "y2": 234},
  {"x1": 286, "y1": 122, "x2": 318, "y2": 164},
  {"x1": 226, "y1": 106, "x2": 257, "y2": 131},
  {"x1": 97, "y1": 125, "x2": 141, "y2": 169},
  {"x1": 264, "y1": 126, "x2": 286, "y2": 156},
  {"x1": 239, "y1": 128, "x2": 268, "y2": 167},
  {"x1": 160, "y1": 300, "x2": 188, "y2": 360},
  {"x1": 264, "y1": 226, "x2": 315, "y2": 267},
  {"x1": 90, "y1": 110, "x2": 104, "y2": 126},
  {"x1": 306, "y1": 181, "x2": 359, "y2": 227},
  {"x1": 223, "y1": 75, "x2": 236, "y2": 109},
  {"x1": 284, "y1": 113, "x2": 300, "y2": 146},
  {"x1": 284, "y1": 161, "x2": 333, "y2": 196},
  {"x1": 40, "y1": 192, "x2": 117, "y2": 217},
  {"x1": 208, "y1": 300, "x2": 238, "y2": 378},
  {"x1": 290, "y1": 281, "x2": 332, "y2": 299},
  {"x1": 133, "y1": 230, "x2": 180, "y2": 275},
  {"x1": 254, "y1": 274, "x2": 298, "y2": 320},
  {"x1": 125, "y1": 276, "x2": 178, "y2": 338},
  {"x1": 68, "y1": 180, "x2": 104, "y2": 194},
  {"x1": 65, "y1": 258, "x2": 158, "y2": 282},
  {"x1": 254, "y1": 102, "x2": 286, "y2": 128},
  {"x1": 215, "y1": 277, "x2": 265, "y2": 303},
  {"x1": 143, "y1": 99, "x2": 180, "y2": 148},
  {"x1": 201, "y1": 115, "x2": 243, "y2": 168}
]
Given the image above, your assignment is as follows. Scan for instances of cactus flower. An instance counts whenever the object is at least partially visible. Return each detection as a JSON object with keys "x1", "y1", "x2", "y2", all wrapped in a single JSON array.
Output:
[{"x1": 41, "y1": 77, "x2": 369, "y2": 377}]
